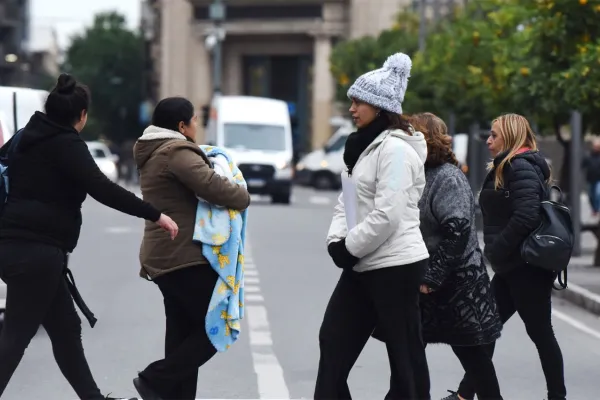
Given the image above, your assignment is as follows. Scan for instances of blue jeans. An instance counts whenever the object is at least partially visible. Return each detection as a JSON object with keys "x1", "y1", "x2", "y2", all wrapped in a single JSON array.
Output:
[{"x1": 589, "y1": 181, "x2": 600, "y2": 213}]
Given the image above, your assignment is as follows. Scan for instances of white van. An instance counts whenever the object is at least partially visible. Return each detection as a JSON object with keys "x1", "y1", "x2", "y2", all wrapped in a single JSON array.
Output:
[
  {"x1": 0, "y1": 86, "x2": 48, "y2": 140},
  {"x1": 205, "y1": 95, "x2": 294, "y2": 204}
]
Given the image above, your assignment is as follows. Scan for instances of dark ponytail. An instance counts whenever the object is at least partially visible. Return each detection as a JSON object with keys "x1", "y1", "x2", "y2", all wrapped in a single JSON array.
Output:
[{"x1": 45, "y1": 73, "x2": 91, "y2": 127}]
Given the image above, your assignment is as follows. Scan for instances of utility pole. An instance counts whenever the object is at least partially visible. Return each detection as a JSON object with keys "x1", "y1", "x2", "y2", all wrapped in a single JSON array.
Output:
[
  {"x1": 570, "y1": 110, "x2": 583, "y2": 256},
  {"x1": 418, "y1": 0, "x2": 427, "y2": 52},
  {"x1": 209, "y1": 0, "x2": 226, "y2": 95}
]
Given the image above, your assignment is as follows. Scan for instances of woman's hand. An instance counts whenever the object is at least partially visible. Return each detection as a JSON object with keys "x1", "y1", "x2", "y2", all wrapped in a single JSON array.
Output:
[
  {"x1": 156, "y1": 214, "x2": 179, "y2": 240},
  {"x1": 420, "y1": 284, "x2": 433, "y2": 294}
]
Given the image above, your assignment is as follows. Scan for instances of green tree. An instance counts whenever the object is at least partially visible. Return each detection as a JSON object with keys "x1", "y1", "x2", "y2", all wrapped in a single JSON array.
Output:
[
  {"x1": 508, "y1": 0, "x2": 600, "y2": 132},
  {"x1": 63, "y1": 12, "x2": 144, "y2": 143},
  {"x1": 504, "y1": 0, "x2": 600, "y2": 195},
  {"x1": 417, "y1": 0, "x2": 532, "y2": 130},
  {"x1": 329, "y1": 10, "x2": 427, "y2": 110}
]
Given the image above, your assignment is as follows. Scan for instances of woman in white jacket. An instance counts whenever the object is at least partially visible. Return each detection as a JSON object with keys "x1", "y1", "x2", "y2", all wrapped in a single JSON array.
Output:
[{"x1": 314, "y1": 53, "x2": 431, "y2": 400}]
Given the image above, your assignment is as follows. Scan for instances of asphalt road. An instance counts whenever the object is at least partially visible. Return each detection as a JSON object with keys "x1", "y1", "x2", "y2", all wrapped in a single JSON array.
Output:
[{"x1": 4, "y1": 186, "x2": 600, "y2": 400}]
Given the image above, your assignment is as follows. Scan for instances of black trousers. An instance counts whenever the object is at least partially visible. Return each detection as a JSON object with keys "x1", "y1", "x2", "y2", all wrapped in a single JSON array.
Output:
[
  {"x1": 386, "y1": 343, "x2": 502, "y2": 400},
  {"x1": 0, "y1": 240, "x2": 104, "y2": 399},
  {"x1": 457, "y1": 266, "x2": 566, "y2": 400},
  {"x1": 314, "y1": 260, "x2": 431, "y2": 400},
  {"x1": 139, "y1": 265, "x2": 219, "y2": 400}
]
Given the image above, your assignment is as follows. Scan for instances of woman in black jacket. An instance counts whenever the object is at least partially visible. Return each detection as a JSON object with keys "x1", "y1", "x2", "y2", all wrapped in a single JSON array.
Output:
[
  {"x1": 0, "y1": 74, "x2": 178, "y2": 400},
  {"x1": 449, "y1": 113, "x2": 566, "y2": 400}
]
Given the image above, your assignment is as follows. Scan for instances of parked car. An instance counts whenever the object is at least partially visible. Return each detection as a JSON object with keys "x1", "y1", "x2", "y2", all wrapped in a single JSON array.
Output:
[
  {"x1": 86, "y1": 141, "x2": 119, "y2": 182},
  {"x1": 296, "y1": 124, "x2": 352, "y2": 190}
]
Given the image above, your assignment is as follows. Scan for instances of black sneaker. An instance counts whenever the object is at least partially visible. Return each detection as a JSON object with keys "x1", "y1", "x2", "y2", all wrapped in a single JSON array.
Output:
[
  {"x1": 133, "y1": 376, "x2": 163, "y2": 400},
  {"x1": 441, "y1": 391, "x2": 460, "y2": 400},
  {"x1": 105, "y1": 395, "x2": 138, "y2": 400}
]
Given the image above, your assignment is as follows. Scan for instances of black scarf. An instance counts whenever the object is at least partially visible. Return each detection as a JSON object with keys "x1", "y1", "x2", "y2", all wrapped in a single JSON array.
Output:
[{"x1": 343, "y1": 114, "x2": 389, "y2": 175}]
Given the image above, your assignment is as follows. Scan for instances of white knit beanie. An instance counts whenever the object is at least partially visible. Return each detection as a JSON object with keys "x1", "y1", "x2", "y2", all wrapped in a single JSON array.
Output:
[{"x1": 347, "y1": 52, "x2": 412, "y2": 114}]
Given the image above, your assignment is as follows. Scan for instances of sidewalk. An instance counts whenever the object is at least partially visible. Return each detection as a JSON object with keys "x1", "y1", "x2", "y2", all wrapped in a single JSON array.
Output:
[{"x1": 552, "y1": 195, "x2": 600, "y2": 315}]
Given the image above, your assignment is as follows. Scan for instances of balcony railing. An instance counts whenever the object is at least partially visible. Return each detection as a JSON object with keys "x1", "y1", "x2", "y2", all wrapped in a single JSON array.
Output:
[{"x1": 193, "y1": 4, "x2": 323, "y2": 21}]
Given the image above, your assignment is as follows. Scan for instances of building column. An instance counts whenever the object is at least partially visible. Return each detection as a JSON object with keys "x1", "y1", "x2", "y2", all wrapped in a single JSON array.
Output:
[
  {"x1": 159, "y1": 0, "x2": 192, "y2": 98},
  {"x1": 311, "y1": 34, "x2": 334, "y2": 150},
  {"x1": 223, "y1": 44, "x2": 242, "y2": 95},
  {"x1": 189, "y1": 35, "x2": 212, "y2": 143}
]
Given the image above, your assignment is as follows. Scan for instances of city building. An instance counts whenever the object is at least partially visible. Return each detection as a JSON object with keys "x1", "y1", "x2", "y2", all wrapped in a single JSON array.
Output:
[
  {"x1": 148, "y1": 0, "x2": 464, "y2": 152},
  {"x1": 27, "y1": 25, "x2": 61, "y2": 87},
  {"x1": 0, "y1": 0, "x2": 30, "y2": 86}
]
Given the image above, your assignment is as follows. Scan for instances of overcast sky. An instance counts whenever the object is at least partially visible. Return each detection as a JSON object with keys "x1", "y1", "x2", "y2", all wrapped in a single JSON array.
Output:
[{"x1": 30, "y1": 0, "x2": 141, "y2": 49}]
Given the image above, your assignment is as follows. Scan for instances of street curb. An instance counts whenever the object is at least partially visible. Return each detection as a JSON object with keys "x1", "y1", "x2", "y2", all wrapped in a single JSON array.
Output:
[{"x1": 552, "y1": 282, "x2": 600, "y2": 316}]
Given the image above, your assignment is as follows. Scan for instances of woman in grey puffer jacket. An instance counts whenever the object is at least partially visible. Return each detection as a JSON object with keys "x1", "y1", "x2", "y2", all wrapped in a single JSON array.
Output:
[{"x1": 377, "y1": 113, "x2": 503, "y2": 400}]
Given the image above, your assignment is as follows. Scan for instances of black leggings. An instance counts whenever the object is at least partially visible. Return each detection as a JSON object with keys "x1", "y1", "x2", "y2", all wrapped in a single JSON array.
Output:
[
  {"x1": 139, "y1": 265, "x2": 219, "y2": 400},
  {"x1": 314, "y1": 260, "x2": 431, "y2": 400},
  {"x1": 386, "y1": 343, "x2": 501, "y2": 400},
  {"x1": 457, "y1": 266, "x2": 566, "y2": 400},
  {"x1": 0, "y1": 240, "x2": 104, "y2": 399}
]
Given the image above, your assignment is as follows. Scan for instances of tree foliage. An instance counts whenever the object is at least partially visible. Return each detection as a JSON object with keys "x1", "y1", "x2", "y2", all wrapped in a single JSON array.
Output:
[
  {"x1": 330, "y1": 12, "x2": 420, "y2": 102},
  {"x1": 63, "y1": 12, "x2": 144, "y2": 143},
  {"x1": 330, "y1": 0, "x2": 600, "y2": 134}
]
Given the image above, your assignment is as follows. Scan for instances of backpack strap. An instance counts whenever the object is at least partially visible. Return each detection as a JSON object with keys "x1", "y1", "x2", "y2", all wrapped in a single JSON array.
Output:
[
  {"x1": 0, "y1": 129, "x2": 24, "y2": 162},
  {"x1": 554, "y1": 269, "x2": 568, "y2": 290}
]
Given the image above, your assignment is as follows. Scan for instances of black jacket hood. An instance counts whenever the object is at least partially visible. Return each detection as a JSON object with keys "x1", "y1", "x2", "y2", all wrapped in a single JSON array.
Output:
[
  {"x1": 493, "y1": 149, "x2": 551, "y2": 181},
  {"x1": 18, "y1": 111, "x2": 78, "y2": 152}
]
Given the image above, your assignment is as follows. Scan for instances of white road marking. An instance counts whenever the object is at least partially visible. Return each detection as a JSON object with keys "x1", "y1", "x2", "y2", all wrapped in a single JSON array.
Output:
[
  {"x1": 245, "y1": 294, "x2": 265, "y2": 302},
  {"x1": 244, "y1": 245, "x2": 290, "y2": 399},
  {"x1": 552, "y1": 309, "x2": 600, "y2": 341},
  {"x1": 245, "y1": 285, "x2": 260, "y2": 293},
  {"x1": 245, "y1": 276, "x2": 260, "y2": 284},
  {"x1": 252, "y1": 352, "x2": 291, "y2": 399},
  {"x1": 105, "y1": 227, "x2": 134, "y2": 234},
  {"x1": 309, "y1": 196, "x2": 332, "y2": 205}
]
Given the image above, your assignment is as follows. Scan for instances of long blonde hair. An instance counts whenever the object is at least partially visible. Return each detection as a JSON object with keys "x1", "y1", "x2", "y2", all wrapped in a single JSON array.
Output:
[{"x1": 488, "y1": 114, "x2": 538, "y2": 190}]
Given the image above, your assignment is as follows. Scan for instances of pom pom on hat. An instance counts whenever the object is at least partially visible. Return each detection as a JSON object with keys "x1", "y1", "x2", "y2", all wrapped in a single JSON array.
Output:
[{"x1": 383, "y1": 53, "x2": 412, "y2": 76}]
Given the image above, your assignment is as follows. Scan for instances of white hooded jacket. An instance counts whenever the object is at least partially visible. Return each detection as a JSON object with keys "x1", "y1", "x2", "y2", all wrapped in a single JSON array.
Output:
[{"x1": 327, "y1": 128, "x2": 429, "y2": 272}]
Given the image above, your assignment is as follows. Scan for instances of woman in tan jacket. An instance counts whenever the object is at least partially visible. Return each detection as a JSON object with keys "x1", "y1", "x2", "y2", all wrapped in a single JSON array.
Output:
[{"x1": 131, "y1": 97, "x2": 250, "y2": 400}]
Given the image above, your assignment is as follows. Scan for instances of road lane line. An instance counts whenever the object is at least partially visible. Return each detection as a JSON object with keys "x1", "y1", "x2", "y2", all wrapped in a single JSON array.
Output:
[
  {"x1": 105, "y1": 227, "x2": 134, "y2": 234},
  {"x1": 309, "y1": 196, "x2": 332, "y2": 205},
  {"x1": 244, "y1": 245, "x2": 290, "y2": 399},
  {"x1": 552, "y1": 309, "x2": 600, "y2": 341},
  {"x1": 245, "y1": 276, "x2": 260, "y2": 284},
  {"x1": 245, "y1": 294, "x2": 265, "y2": 302},
  {"x1": 245, "y1": 286, "x2": 260, "y2": 293}
]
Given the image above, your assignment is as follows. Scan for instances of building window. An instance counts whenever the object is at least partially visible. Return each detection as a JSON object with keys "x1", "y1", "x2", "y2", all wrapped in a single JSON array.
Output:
[{"x1": 194, "y1": 5, "x2": 322, "y2": 21}]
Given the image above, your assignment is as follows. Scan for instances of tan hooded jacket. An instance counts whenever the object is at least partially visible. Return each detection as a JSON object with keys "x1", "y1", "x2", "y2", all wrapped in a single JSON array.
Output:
[{"x1": 134, "y1": 126, "x2": 250, "y2": 279}]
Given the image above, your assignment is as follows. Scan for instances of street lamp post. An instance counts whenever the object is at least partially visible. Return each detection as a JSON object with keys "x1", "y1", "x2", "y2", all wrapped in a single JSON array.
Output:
[
  {"x1": 209, "y1": 0, "x2": 226, "y2": 95},
  {"x1": 418, "y1": 0, "x2": 427, "y2": 52}
]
